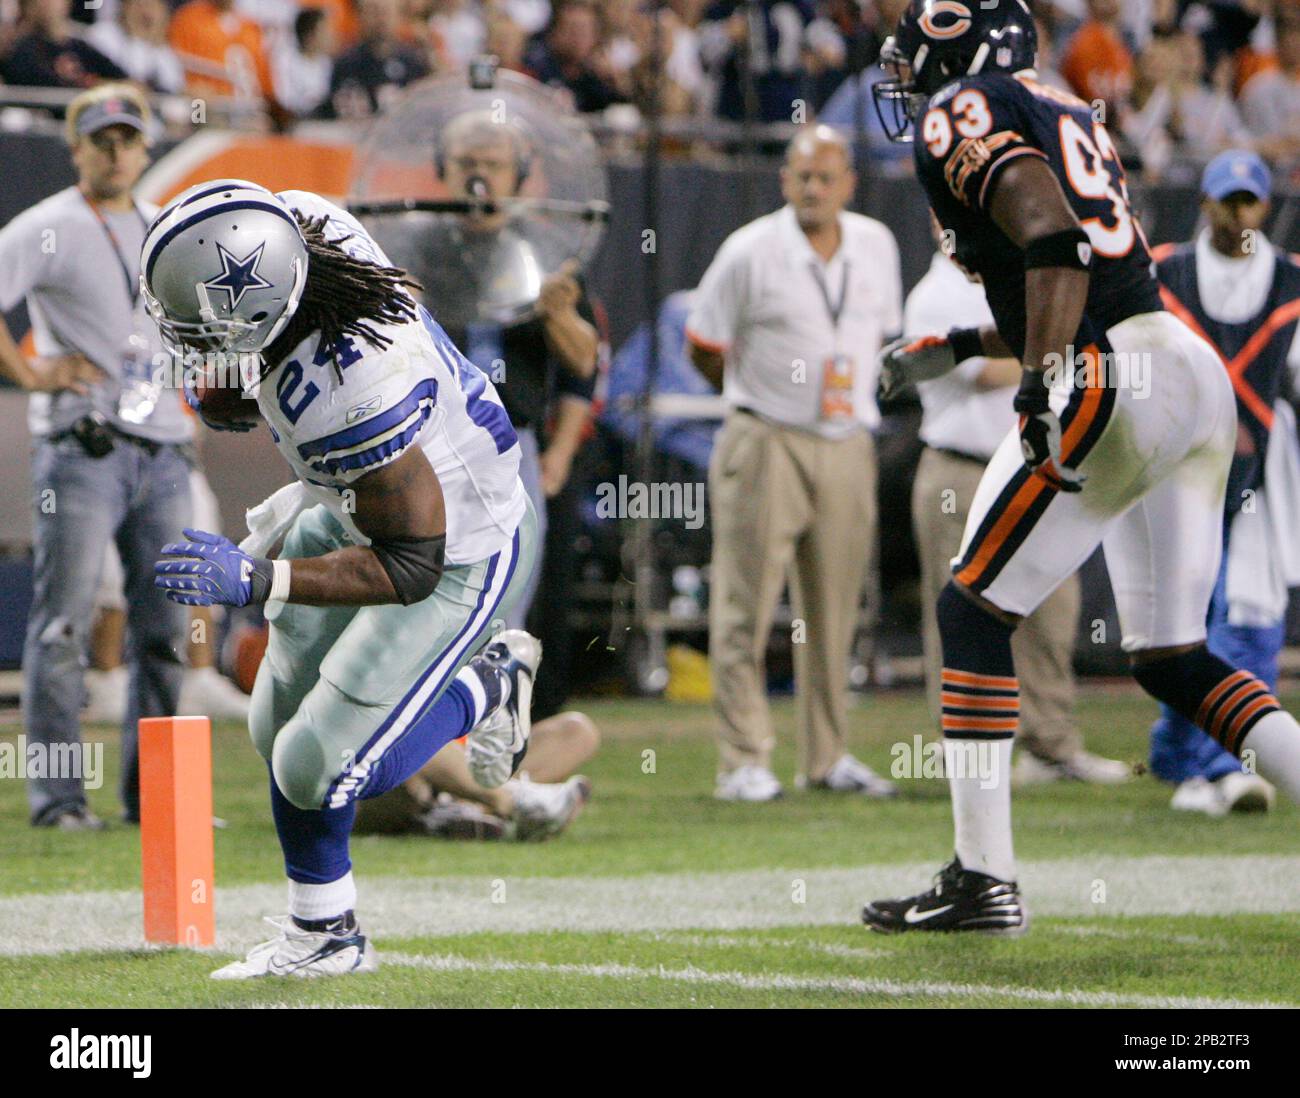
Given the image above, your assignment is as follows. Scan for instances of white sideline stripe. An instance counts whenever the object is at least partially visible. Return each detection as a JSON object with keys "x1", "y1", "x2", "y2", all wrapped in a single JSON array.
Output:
[
  {"x1": 0, "y1": 854, "x2": 1297, "y2": 958},
  {"x1": 379, "y1": 951, "x2": 1288, "y2": 1009}
]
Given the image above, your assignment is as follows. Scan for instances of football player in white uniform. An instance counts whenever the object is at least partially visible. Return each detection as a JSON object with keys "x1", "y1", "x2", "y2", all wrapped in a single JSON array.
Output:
[{"x1": 144, "y1": 180, "x2": 540, "y2": 978}]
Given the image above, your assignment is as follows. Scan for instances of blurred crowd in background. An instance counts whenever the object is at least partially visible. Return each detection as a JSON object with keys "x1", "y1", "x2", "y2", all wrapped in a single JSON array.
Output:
[{"x1": 0, "y1": 0, "x2": 1296, "y2": 175}]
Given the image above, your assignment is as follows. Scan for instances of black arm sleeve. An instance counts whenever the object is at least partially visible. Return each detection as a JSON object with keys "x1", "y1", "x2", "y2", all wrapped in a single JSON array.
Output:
[{"x1": 370, "y1": 533, "x2": 447, "y2": 606}]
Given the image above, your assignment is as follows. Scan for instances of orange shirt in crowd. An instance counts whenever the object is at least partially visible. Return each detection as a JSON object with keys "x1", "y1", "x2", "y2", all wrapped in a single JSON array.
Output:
[
  {"x1": 1060, "y1": 20, "x2": 1134, "y2": 108},
  {"x1": 301, "y1": 0, "x2": 360, "y2": 51},
  {"x1": 168, "y1": 0, "x2": 274, "y2": 101},
  {"x1": 1234, "y1": 46, "x2": 1279, "y2": 97}
]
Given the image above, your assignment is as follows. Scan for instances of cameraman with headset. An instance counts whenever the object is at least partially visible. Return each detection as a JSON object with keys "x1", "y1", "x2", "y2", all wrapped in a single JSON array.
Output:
[
  {"x1": 0, "y1": 84, "x2": 193, "y2": 829},
  {"x1": 427, "y1": 110, "x2": 600, "y2": 657}
]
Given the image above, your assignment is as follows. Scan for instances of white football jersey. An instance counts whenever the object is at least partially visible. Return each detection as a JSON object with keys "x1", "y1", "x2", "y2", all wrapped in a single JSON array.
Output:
[{"x1": 256, "y1": 190, "x2": 525, "y2": 565}]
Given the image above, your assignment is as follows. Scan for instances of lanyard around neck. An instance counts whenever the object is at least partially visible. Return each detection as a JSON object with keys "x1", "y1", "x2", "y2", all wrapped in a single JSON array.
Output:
[
  {"x1": 809, "y1": 257, "x2": 850, "y2": 332},
  {"x1": 81, "y1": 189, "x2": 148, "y2": 309}
]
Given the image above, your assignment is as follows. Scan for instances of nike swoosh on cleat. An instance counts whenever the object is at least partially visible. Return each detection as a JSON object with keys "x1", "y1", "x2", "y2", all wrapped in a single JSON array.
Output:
[{"x1": 902, "y1": 903, "x2": 955, "y2": 924}]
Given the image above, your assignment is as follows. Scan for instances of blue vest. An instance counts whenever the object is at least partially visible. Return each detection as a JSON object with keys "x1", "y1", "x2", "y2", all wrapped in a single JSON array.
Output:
[{"x1": 1157, "y1": 244, "x2": 1300, "y2": 517}]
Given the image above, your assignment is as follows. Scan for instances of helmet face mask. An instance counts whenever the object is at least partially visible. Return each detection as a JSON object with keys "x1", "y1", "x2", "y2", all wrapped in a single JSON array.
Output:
[
  {"x1": 144, "y1": 279, "x2": 263, "y2": 359},
  {"x1": 872, "y1": 37, "x2": 930, "y2": 144},
  {"x1": 142, "y1": 180, "x2": 309, "y2": 367}
]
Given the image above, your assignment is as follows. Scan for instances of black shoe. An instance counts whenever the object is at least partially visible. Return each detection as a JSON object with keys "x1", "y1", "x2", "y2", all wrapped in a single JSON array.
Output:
[
  {"x1": 32, "y1": 804, "x2": 106, "y2": 831},
  {"x1": 862, "y1": 857, "x2": 1028, "y2": 936}
]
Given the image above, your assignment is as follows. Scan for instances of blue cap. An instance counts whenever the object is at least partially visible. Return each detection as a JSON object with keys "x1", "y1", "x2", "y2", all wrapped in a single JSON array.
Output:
[{"x1": 1201, "y1": 150, "x2": 1272, "y2": 202}]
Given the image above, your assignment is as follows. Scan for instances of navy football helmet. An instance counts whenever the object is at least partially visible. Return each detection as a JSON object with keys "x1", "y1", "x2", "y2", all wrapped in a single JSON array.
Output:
[{"x1": 873, "y1": 0, "x2": 1038, "y2": 142}]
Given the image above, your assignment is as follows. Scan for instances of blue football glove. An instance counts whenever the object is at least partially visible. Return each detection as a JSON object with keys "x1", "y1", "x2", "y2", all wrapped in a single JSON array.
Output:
[
  {"x1": 154, "y1": 528, "x2": 273, "y2": 607},
  {"x1": 182, "y1": 373, "x2": 257, "y2": 433}
]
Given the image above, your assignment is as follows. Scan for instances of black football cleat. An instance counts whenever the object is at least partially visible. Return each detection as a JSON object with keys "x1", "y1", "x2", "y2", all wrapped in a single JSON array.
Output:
[{"x1": 863, "y1": 857, "x2": 1028, "y2": 936}]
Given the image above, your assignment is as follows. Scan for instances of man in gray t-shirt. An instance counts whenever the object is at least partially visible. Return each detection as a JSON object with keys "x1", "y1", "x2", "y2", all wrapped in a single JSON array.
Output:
[{"x1": 0, "y1": 84, "x2": 192, "y2": 829}]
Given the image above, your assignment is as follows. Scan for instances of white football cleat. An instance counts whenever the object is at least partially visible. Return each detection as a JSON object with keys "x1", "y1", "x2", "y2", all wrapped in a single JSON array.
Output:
[
  {"x1": 466, "y1": 630, "x2": 542, "y2": 789},
  {"x1": 714, "y1": 764, "x2": 783, "y2": 802},
  {"x1": 1169, "y1": 776, "x2": 1229, "y2": 817},
  {"x1": 210, "y1": 915, "x2": 378, "y2": 980},
  {"x1": 508, "y1": 774, "x2": 592, "y2": 842},
  {"x1": 1217, "y1": 771, "x2": 1275, "y2": 814}
]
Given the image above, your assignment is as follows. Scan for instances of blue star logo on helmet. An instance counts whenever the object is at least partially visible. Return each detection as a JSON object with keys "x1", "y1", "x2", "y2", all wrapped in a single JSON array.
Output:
[{"x1": 202, "y1": 241, "x2": 274, "y2": 310}]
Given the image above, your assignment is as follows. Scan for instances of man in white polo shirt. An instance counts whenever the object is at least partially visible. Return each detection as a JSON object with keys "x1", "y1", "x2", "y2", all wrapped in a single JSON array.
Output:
[
  {"x1": 906, "y1": 233, "x2": 1128, "y2": 787},
  {"x1": 687, "y1": 125, "x2": 901, "y2": 802}
]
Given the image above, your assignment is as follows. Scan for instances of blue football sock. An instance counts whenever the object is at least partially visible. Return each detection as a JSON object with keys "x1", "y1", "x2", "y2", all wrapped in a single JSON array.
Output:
[
  {"x1": 269, "y1": 765, "x2": 355, "y2": 885},
  {"x1": 358, "y1": 679, "x2": 480, "y2": 802}
]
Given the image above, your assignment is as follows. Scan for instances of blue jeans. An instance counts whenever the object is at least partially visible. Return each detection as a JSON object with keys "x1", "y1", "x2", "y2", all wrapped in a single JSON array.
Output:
[
  {"x1": 23, "y1": 433, "x2": 192, "y2": 822},
  {"x1": 1148, "y1": 548, "x2": 1285, "y2": 784}
]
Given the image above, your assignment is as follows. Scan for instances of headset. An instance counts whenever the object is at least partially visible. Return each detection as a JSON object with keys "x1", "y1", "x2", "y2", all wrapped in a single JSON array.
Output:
[{"x1": 433, "y1": 112, "x2": 534, "y2": 191}]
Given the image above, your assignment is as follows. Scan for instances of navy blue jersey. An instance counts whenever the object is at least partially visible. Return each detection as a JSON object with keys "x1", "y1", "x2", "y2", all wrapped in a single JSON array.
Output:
[{"x1": 913, "y1": 71, "x2": 1161, "y2": 359}]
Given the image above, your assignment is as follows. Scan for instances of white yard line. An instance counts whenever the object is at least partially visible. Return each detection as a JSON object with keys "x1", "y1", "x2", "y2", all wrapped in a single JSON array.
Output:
[
  {"x1": 0, "y1": 854, "x2": 1297, "y2": 958},
  {"x1": 379, "y1": 951, "x2": 1288, "y2": 1009}
]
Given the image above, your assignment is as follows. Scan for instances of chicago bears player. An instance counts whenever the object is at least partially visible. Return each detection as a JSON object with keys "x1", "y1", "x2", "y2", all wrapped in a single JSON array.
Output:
[
  {"x1": 864, "y1": 1, "x2": 1300, "y2": 934},
  {"x1": 144, "y1": 180, "x2": 540, "y2": 976}
]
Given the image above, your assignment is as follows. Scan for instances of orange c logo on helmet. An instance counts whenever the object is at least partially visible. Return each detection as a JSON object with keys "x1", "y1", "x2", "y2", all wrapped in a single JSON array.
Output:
[{"x1": 918, "y1": 0, "x2": 973, "y2": 40}]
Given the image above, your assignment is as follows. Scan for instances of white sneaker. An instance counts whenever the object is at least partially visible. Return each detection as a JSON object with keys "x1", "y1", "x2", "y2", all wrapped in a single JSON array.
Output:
[
  {"x1": 1217, "y1": 771, "x2": 1275, "y2": 814},
  {"x1": 714, "y1": 764, "x2": 783, "y2": 802},
  {"x1": 508, "y1": 775, "x2": 592, "y2": 841},
  {"x1": 210, "y1": 915, "x2": 378, "y2": 980},
  {"x1": 1170, "y1": 776, "x2": 1229, "y2": 818},
  {"x1": 466, "y1": 630, "x2": 542, "y2": 789},
  {"x1": 180, "y1": 666, "x2": 251, "y2": 719},
  {"x1": 1060, "y1": 751, "x2": 1132, "y2": 784},
  {"x1": 813, "y1": 753, "x2": 898, "y2": 798},
  {"x1": 83, "y1": 666, "x2": 128, "y2": 723},
  {"x1": 1013, "y1": 750, "x2": 1131, "y2": 786}
]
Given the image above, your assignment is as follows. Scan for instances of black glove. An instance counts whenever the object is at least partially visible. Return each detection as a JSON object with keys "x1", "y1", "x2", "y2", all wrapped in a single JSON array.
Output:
[{"x1": 1013, "y1": 369, "x2": 1086, "y2": 493}]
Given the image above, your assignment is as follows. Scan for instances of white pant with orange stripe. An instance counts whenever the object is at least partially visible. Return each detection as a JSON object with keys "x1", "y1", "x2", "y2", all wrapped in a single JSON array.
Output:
[{"x1": 952, "y1": 310, "x2": 1236, "y2": 652}]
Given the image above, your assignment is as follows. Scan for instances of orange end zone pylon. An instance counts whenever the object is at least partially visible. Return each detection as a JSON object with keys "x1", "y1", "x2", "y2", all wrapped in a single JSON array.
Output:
[{"x1": 139, "y1": 716, "x2": 215, "y2": 947}]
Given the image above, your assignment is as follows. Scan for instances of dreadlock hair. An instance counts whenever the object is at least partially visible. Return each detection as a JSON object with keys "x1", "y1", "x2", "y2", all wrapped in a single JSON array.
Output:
[{"x1": 262, "y1": 213, "x2": 424, "y2": 380}]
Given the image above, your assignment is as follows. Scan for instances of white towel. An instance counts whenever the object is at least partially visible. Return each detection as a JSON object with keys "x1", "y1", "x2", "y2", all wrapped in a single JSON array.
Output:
[
  {"x1": 1226, "y1": 400, "x2": 1300, "y2": 626},
  {"x1": 239, "y1": 481, "x2": 310, "y2": 558}
]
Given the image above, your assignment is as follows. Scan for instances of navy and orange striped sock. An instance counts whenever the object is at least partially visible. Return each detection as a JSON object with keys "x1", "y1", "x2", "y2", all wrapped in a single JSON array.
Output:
[
  {"x1": 936, "y1": 581, "x2": 1018, "y2": 742},
  {"x1": 1134, "y1": 648, "x2": 1281, "y2": 758},
  {"x1": 941, "y1": 669, "x2": 1020, "y2": 740}
]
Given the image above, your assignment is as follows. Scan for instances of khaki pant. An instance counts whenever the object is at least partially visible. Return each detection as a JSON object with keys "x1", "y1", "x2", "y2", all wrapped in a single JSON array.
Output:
[
  {"x1": 911, "y1": 446, "x2": 1083, "y2": 763},
  {"x1": 708, "y1": 410, "x2": 876, "y2": 782}
]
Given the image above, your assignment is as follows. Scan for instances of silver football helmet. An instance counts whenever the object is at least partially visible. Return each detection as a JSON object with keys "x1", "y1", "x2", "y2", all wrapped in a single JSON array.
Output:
[{"x1": 141, "y1": 179, "x2": 308, "y2": 356}]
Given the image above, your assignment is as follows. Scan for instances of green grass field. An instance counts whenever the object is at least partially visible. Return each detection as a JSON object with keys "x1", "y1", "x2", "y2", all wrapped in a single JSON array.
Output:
[{"x1": 1, "y1": 688, "x2": 1296, "y2": 1008}]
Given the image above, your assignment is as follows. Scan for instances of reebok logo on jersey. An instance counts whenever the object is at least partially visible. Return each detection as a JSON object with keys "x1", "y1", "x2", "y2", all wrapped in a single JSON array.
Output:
[{"x1": 346, "y1": 396, "x2": 382, "y2": 423}]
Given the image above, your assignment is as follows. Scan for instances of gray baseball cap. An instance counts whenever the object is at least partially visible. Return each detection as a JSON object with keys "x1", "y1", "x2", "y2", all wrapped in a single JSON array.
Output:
[{"x1": 76, "y1": 94, "x2": 147, "y2": 137}]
